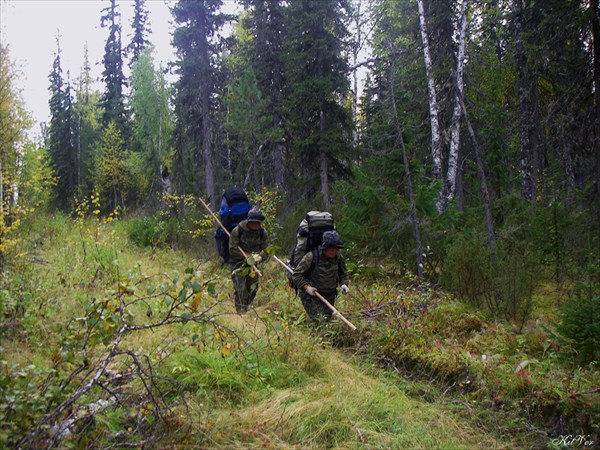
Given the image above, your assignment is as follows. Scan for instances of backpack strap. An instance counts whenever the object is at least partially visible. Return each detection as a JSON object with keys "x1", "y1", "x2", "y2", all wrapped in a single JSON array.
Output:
[{"x1": 307, "y1": 247, "x2": 320, "y2": 276}]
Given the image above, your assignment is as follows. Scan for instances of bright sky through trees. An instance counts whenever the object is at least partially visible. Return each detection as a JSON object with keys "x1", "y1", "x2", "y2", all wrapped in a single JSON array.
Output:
[{"x1": 0, "y1": 0, "x2": 177, "y2": 132}]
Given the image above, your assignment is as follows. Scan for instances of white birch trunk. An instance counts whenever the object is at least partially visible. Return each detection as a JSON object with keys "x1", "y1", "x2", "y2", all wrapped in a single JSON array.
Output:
[
  {"x1": 417, "y1": 0, "x2": 442, "y2": 182},
  {"x1": 439, "y1": 0, "x2": 468, "y2": 212},
  {"x1": 351, "y1": 0, "x2": 362, "y2": 145}
]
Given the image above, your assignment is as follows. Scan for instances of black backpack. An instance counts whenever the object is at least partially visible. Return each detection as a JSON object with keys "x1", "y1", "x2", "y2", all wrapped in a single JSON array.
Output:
[
  {"x1": 214, "y1": 188, "x2": 251, "y2": 263},
  {"x1": 287, "y1": 211, "x2": 335, "y2": 287}
]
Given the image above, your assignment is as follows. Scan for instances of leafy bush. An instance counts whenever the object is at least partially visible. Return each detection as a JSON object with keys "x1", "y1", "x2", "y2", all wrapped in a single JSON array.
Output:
[
  {"x1": 442, "y1": 231, "x2": 495, "y2": 310},
  {"x1": 557, "y1": 286, "x2": 600, "y2": 362},
  {"x1": 128, "y1": 216, "x2": 161, "y2": 247},
  {"x1": 0, "y1": 362, "x2": 63, "y2": 448}
]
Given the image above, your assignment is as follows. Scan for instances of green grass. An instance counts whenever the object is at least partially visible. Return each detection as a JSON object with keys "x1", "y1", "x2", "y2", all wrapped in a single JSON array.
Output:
[{"x1": 8, "y1": 212, "x2": 594, "y2": 448}]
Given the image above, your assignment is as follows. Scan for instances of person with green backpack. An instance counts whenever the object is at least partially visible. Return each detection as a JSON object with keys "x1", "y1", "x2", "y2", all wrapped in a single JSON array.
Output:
[
  {"x1": 229, "y1": 208, "x2": 269, "y2": 313},
  {"x1": 292, "y1": 230, "x2": 350, "y2": 324}
]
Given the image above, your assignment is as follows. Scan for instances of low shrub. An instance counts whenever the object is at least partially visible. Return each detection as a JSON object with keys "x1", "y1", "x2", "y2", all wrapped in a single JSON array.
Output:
[
  {"x1": 556, "y1": 286, "x2": 600, "y2": 362},
  {"x1": 128, "y1": 216, "x2": 161, "y2": 247}
]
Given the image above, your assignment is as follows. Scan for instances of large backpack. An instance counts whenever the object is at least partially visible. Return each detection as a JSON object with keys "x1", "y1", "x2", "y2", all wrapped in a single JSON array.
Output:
[
  {"x1": 287, "y1": 211, "x2": 335, "y2": 286},
  {"x1": 214, "y1": 187, "x2": 251, "y2": 263}
]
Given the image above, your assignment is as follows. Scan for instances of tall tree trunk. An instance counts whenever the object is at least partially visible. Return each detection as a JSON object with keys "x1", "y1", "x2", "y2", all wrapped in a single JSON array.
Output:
[
  {"x1": 439, "y1": 0, "x2": 468, "y2": 212},
  {"x1": 77, "y1": 114, "x2": 81, "y2": 187},
  {"x1": 389, "y1": 59, "x2": 423, "y2": 278},
  {"x1": 592, "y1": 0, "x2": 600, "y2": 249},
  {"x1": 243, "y1": 142, "x2": 265, "y2": 191},
  {"x1": 417, "y1": 0, "x2": 443, "y2": 183},
  {"x1": 158, "y1": 108, "x2": 163, "y2": 195},
  {"x1": 514, "y1": 0, "x2": 535, "y2": 201},
  {"x1": 319, "y1": 152, "x2": 330, "y2": 211},
  {"x1": 461, "y1": 97, "x2": 496, "y2": 254},
  {"x1": 0, "y1": 156, "x2": 3, "y2": 272},
  {"x1": 198, "y1": 6, "x2": 215, "y2": 209},
  {"x1": 319, "y1": 108, "x2": 330, "y2": 211},
  {"x1": 456, "y1": 156, "x2": 465, "y2": 211},
  {"x1": 350, "y1": 0, "x2": 365, "y2": 145},
  {"x1": 202, "y1": 109, "x2": 215, "y2": 208},
  {"x1": 273, "y1": 140, "x2": 285, "y2": 190}
]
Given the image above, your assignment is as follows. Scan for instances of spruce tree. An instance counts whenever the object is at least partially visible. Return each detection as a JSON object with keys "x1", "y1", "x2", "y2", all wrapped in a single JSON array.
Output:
[
  {"x1": 100, "y1": 0, "x2": 129, "y2": 140},
  {"x1": 238, "y1": 0, "x2": 287, "y2": 191},
  {"x1": 282, "y1": 0, "x2": 353, "y2": 209},
  {"x1": 48, "y1": 37, "x2": 77, "y2": 209},
  {"x1": 171, "y1": 0, "x2": 229, "y2": 206},
  {"x1": 127, "y1": 0, "x2": 151, "y2": 67},
  {"x1": 73, "y1": 43, "x2": 102, "y2": 194}
]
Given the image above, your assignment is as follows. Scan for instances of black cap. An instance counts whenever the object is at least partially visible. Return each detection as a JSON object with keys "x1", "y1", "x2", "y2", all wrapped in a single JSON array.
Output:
[
  {"x1": 322, "y1": 230, "x2": 344, "y2": 248},
  {"x1": 247, "y1": 208, "x2": 265, "y2": 223}
]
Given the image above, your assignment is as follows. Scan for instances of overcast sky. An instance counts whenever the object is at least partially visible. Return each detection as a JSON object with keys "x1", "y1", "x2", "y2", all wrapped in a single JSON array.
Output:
[{"x1": 0, "y1": 0, "x2": 179, "y2": 133}]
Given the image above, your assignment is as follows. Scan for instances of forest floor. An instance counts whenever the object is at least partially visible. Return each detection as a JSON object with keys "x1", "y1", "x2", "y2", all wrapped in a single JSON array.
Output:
[{"x1": 2, "y1": 213, "x2": 597, "y2": 448}]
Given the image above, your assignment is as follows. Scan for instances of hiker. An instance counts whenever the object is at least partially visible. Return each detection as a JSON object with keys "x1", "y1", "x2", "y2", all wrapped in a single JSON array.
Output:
[
  {"x1": 287, "y1": 211, "x2": 335, "y2": 289},
  {"x1": 292, "y1": 230, "x2": 350, "y2": 324},
  {"x1": 229, "y1": 207, "x2": 268, "y2": 313},
  {"x1": 215, "y1": 187, "x2": 252, "y2": 264}
]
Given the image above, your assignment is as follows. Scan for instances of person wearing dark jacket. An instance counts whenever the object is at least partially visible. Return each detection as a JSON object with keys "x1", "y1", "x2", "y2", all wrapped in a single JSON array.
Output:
[
  {"x1": 228, "y1": 208, "x2": 268, "y2": 313},
  {"x1": 292, "y1": 230, "x2": 349, "y2": 324}
]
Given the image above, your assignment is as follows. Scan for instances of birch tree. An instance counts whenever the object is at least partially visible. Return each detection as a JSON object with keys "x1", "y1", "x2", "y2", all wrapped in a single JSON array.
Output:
[
  {"x1": 439, "y1": 0, "x2": 468, "y2": 212},
  {"x1": 130, "y1": 48, "x2": 172, "y2": 201},
  {"x1": 416, "y1": 0, "x2": 442, "y2": 183},
  {"x1": 0, "y1": 44, "x2": 33, "y2": 270}
]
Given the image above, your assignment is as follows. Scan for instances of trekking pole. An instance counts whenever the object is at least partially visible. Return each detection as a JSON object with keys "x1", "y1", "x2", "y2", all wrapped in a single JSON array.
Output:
[
  {"x1": 198, "y1": 196, "x2": 263, "y2": 277},
  {"x1": 272, "y1": 255, "x2": 357, "y2": 331}
]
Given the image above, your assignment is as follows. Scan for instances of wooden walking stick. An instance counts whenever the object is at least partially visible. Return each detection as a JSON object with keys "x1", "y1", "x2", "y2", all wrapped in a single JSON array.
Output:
[
  {"x1": 198, "y1": 196, "x2": 263, "y2": 277},
  {"x1": 273, "y1": 255, "x2": 357, "y2": 331}
]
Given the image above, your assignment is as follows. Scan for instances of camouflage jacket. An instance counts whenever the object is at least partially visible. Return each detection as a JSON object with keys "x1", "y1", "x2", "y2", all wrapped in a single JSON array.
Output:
[
  {"x1": 292, "y1": 249, "x2": 349, "y2": 294},
  {"x1": 228, "y1": 220, "x2": 268, "y2": 265}
]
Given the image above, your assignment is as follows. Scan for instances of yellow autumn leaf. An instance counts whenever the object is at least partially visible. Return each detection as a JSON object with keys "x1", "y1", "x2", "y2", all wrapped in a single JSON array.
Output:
[
  {"x1": 190, "y1": 293, "x2": 202, "y2": 312},
  {"x1": 221, "y1": 343, "x2": 233, "y2": 357}
]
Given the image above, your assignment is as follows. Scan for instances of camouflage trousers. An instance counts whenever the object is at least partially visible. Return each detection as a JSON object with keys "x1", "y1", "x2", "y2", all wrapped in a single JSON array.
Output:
[
  {"x1": 231, "y1": 268, "x2": 259, "y2": 313},
  {"x1": 299, "y1": 290, "x2": 336, "y2": 324}
]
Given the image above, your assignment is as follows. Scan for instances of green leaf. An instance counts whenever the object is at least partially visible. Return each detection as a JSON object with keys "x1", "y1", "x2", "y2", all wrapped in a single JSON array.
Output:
[
  {"x1": 207, "y1": 283, "x2": 216, "y2": 297},
  {"x1": 178, "y1": 288, "x2": 188, "y2": 302}
]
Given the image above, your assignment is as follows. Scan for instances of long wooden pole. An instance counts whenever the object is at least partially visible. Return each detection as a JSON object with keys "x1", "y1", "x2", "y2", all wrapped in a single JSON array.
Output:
[
  {"x1": 273, "y1": 255, "x2": 357, "y2": 331},
  {"x1": 198, "y1": 196, "x2": 262, "y2": 277}
]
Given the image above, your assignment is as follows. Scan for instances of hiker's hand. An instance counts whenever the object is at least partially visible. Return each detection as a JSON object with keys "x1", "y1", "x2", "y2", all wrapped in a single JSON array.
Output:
[
  {"x1": 305, "y1": 285, "x2": 317, "y2": 296},
  {"x1": 341, "y1": 284, "x2": 349, "y2": 294},
  {"x1": 251, "y1": 253, "x2": 262, "y2": 264}
]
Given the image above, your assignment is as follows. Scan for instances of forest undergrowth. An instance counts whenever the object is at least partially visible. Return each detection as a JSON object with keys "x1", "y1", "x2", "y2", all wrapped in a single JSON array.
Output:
[{"x1": 0, "y1": 212, "x2": 598, "y2": 449}]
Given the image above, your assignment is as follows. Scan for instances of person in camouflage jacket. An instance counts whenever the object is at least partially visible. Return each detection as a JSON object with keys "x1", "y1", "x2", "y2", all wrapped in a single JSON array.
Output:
[
  {"x1": 229, "y1": 208, "x2": 269, "y2": 313},
  {"x1": 292, "y1": 230, "x2": 350, "y2": 324}
]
